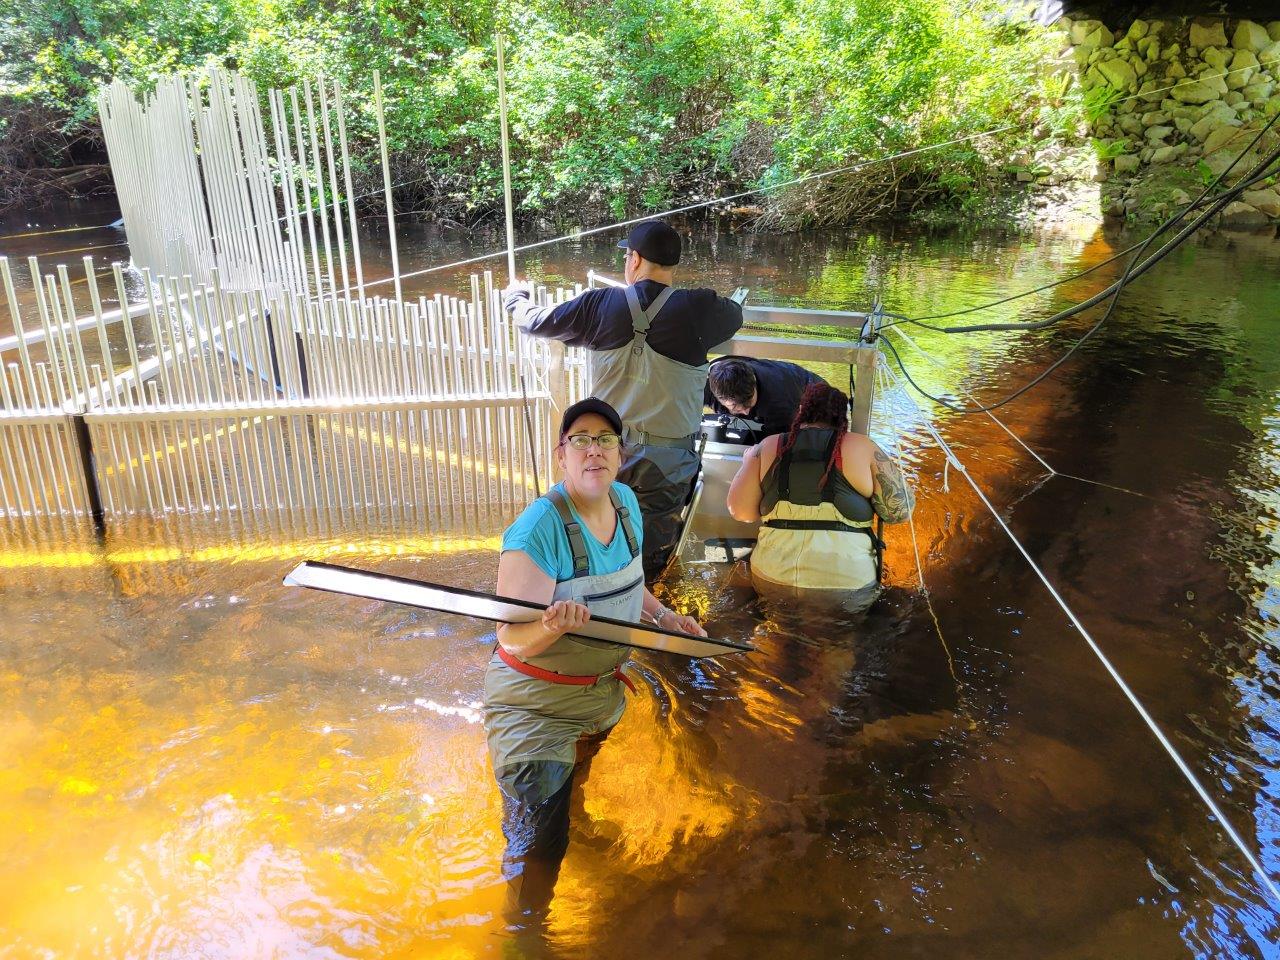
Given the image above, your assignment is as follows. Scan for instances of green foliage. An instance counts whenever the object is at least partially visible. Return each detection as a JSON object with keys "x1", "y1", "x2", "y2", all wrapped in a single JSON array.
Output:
[
  {"x1": 1082, "y1": 84, "x2": 1123, "y2": 124},
  {"x1": 0, "y1": 0, "x2": 1071, "y2": 224},
  {"x1": 1092, "y1": 138, "x2": 1128, "y2": 162},
  {"x1": 746, "y1": 0, "x2": 1067, "y2": 227}
]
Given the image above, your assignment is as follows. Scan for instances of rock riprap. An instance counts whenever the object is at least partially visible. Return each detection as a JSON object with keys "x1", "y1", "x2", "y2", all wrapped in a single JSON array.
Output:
[{"x1": 1058, "y1": 15, "x2": 1280, "y2": 226}]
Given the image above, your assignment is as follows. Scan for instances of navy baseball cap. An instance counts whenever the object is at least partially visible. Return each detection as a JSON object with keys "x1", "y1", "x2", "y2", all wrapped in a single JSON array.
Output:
[
  {"x1": 559, "y1": 397, "x2": 624, "y2": 438},
  {"x1": 617, "y1": 220, "x2": 681, "y2": 266}
]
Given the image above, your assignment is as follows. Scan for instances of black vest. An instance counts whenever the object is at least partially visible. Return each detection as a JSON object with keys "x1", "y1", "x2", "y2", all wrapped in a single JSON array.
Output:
[{"x1": 759, "y1": 428, "x2": 874, "y2": 523}]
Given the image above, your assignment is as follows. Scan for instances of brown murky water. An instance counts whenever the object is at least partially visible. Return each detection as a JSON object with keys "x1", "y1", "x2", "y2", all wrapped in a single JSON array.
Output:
[{"x1": 1, "y1": 205, "x2": 1279, "y2": 957}]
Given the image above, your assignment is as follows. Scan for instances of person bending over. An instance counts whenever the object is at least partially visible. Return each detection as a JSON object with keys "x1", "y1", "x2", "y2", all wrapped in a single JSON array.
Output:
[{"x1": 706, "y1": 356, "x2": 826, "y2": 438}]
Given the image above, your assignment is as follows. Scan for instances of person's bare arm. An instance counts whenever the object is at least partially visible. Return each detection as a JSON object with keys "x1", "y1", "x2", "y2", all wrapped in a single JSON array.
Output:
[
  {"x1": 869, "y1": 442, "x2": 914, "y2": 524},
  {"x1": 641, "y1": 587, "x2": 707, "y2": 637},
  {"x1": 727, "y1": 440, "x2": 767, "y2": 523},
  {"x1": 495, "y1": 550, "x2": 590, "y2": 657},
  {"x1": 497, "y1": 550, "x2": 707, "y2": 646}
]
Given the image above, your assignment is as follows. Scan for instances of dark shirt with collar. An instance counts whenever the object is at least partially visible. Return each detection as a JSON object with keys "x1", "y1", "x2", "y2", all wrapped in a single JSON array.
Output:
[
  {"x1": 506, "y1": 279, "x2": 743, "y2": 366},
  {"x1": 705, "y1": 357, "x2": 827, "y2": 437}
]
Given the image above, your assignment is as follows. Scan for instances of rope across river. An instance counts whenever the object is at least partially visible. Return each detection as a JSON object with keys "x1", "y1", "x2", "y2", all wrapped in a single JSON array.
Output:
[{"x1": 877, "y1": 357, "x2": 1280, "y2": 909}]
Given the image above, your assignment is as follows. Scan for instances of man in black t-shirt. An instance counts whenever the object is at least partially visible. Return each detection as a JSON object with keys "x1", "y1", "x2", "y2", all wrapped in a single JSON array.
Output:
[
  {"x1": 705, "y1": 357, "x2": 827, "y2": 438},
  {"x1": 504, "y1": 221, "x2": 743, "y2": 577}
]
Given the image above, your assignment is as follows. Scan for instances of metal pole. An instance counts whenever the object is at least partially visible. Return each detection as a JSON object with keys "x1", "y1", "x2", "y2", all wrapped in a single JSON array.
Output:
[
  {"x1": 519, "y1": 372, "x2": 541, "y2": 497},
  {"x1": 373, "y1": 71, "x2": 402, "y2": 304},
  {"x1": 70, "y1": 413, "x2": 106, "y2": 531},
  {"x1": 333, "y1": 80, "x2": 366, "y2": 303},
  {"x1": 496, "y1": 33, "x2": 517, "y2": 285}
]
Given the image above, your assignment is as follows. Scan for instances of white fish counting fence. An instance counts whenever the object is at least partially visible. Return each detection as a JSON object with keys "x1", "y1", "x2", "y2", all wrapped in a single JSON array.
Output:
[
  {"x1": 0, "y1": 252, "x2": 586, "y2": 528},
  {"x1": 1, "y1": 64, "x2": 873, "y2": 529}
]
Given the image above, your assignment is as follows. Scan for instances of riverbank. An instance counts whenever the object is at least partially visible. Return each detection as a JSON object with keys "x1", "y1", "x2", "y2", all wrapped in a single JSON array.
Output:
[{"x1": 1, "y1": 1, "x2": 1067, "y2": 228}]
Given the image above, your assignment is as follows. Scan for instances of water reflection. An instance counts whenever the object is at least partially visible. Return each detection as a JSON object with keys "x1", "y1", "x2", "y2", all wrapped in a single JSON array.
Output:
[{"x1": 2, "y1": 211, "x2": 1280, "y2": 956}]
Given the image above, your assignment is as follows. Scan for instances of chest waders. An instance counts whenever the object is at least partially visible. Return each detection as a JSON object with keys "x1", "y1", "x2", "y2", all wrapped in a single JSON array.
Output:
[
  {"x1": 589, "y1": 285, "x2": 709, "y2": 575},
  {"x1": 752, "y1": 429, "x2": 885, "y2": 601},
  {"x1": 762, "y1": 429, "x2": 886, "y2": 582},
  {"x1": 483, "y1": 487, "x2": 645, "y2": 923}
]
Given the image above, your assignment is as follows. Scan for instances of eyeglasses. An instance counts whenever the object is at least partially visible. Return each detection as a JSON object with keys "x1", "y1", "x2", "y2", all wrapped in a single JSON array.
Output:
[{"x1": 561, "y1": 432, "x2": 622, "y2": 451}]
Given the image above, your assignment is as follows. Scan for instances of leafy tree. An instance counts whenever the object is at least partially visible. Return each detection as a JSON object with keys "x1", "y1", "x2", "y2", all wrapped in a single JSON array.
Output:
[{"x1": 0, "y1": 0, "x2": 1071, "y2": 225}]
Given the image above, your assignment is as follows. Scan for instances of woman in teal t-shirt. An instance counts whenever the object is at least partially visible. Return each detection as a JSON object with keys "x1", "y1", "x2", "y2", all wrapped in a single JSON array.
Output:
[{"x1": 484, "y1": 397, "x2": 705, "y2": 927}]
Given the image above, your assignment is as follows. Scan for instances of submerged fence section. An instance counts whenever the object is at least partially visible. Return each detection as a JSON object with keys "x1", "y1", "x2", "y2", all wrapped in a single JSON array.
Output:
[{"x1": 0, "y1": 255, "x2": 583, "y2": 529}]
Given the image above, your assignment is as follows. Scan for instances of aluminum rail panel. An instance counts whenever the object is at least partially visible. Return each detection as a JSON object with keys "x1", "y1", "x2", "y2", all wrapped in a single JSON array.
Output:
[
  {"x1": 284, "y1": 560, "x2": 754, "y2": 659},
  {"x1": 586, "y1": 271, "x2": 871, "y2": 328},
  {"x1": 709, "y1": 335, "x2": 877, "y2": 365},
  {"x1": 84, "y1": 392, "x2": 535, "y2": 423}
]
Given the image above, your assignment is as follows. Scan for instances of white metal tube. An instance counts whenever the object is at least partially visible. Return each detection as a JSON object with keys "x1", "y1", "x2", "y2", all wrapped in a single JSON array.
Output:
[
  {"x1": 333, "y1": 80, "x2": 366, "y2": 303},
  {"x1": 0, "y1": 409, "x2": 32, "y2": 516},
  {"x1": 157, "y1": 277, "x2": 190, "y2": 406},
  {"x1": 55, "y1": 264, "x2": 92, "y2": 401},
  {"x1": 303, "y1": 79, "x2": 338, "y2": 300},
  {"x1": 0, "y1": 258, "x2": 40, "y2": 408},
  {"x1": 130, "y1": 411, "x2": 157, "y2": 514},
  {"x1": 496, "y1": 33, "x2": 518, "y2": 284},
  {"x1": 140, "y1": 269, "x2": 173, "y2": 404},
  {"x1": 82, "y1": 257, "x2": 122, "y2": 407},
  {"x1": 289, "y1": 87, "x2": 326, "y2": 299},
  {"x1": 33, "y1": 275, "x2": 72, "y2": 408},
  {"x1": 268, "y1": 88, "x2": 310, "y2": 299},
  {"x1": 88, "y1": 364, "x2": 122, "y2": 514},
  {"x1": 37, "y1": 364, "x2": 79, "y2": 514},
  {"x1": 110, "y1": 263, "x2": 145, "y2": 408},
  {"x1": 8, "y1": 368, "x2": 52, "y2": 515},
  {"x1": 158, "y1": 387, "x2": 192, "y2": 513},
  {"x1": 147, "y1": 381, "x2": 180, "y2": 511},
  {"x1": 372, "y1": 71, "x2": 402, "y2": 304},
  {"x1": 317, "y1": 77, "x2": 352, "y2": 301}
]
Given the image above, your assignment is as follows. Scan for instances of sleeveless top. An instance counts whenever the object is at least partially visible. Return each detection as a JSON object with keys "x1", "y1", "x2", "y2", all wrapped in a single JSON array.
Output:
[
  {"x1": 753, "y1": 428, "x2": 884, "y2": 591},
  {"x1": 760, "y1": 428, "x2": 874, "y2": 524}
]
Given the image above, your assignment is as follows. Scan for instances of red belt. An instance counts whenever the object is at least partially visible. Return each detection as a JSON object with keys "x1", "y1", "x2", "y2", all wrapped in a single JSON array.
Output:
[{"x1": 497, "y1": 644, "x2": 637, "y2": 695}]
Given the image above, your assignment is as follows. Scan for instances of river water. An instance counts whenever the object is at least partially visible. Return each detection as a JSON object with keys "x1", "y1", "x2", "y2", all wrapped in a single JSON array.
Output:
[{"x1": 1, "y1": 205, "x2": 1278, "y2": 958}]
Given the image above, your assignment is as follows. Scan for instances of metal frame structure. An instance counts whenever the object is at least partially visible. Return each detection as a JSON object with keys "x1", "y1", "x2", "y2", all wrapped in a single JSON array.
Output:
[{"x1": 587, "y1": 271, "x2": 880, "y2": 433}]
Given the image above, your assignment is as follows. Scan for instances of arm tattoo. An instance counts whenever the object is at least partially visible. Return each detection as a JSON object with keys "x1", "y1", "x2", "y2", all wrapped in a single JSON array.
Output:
[{"x1": 870, "y1": 446, "x2": 914, "y2": 524}]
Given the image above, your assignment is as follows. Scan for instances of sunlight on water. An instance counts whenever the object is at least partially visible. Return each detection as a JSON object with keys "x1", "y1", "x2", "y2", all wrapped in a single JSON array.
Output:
[{"x1": 2, "y1": 217, "x2": 1279, "y2": 957}]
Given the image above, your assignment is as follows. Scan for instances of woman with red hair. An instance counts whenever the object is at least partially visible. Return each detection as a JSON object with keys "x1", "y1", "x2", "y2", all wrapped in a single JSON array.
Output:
[{"x1": 726, "y1": 382, "x2": 913, "y2": 611}]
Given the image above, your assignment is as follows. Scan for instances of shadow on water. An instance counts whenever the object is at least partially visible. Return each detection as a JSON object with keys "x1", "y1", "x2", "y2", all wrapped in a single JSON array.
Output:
[{"x1": 1, "y1": 211, "x2": 1279, "y2": 957}]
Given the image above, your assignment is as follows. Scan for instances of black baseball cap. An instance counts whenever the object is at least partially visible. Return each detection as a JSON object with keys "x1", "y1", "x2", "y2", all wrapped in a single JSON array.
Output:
[
  {"x1": 616, "y1": 220, "x2": 681, "y2": 266},
  {"x1": 559, "y1": 397, "x2": 624, "y2": 438}
]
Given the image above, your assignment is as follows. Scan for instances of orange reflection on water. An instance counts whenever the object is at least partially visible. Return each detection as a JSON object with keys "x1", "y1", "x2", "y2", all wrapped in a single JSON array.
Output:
[
  {"x1": 0, "y1": 519, "x2": 512, "y2": 956},
  {"x1": 0, "y1": 518, "x2": 775, "y2": 958},
  {"x1": 0, "y1": 656, "x2": 510, "y2": 956}
]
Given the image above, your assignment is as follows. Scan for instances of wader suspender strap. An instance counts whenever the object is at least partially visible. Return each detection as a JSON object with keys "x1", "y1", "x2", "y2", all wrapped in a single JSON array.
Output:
[
  {"x1": 544, "y1": 488, "x2": 642, "y2": 580},
  {"x1": 777, "y1": 443, "x2": 793, "y2": 501},
  {"x1": 607, "y1": 488, "x2": 641, "y2": 560},
  {"x1": 545, "y1": 488, "x2": 590, "y2": 579},
  {"x1": 624, "y1": 285, "x2": 676, "y2": 353},
  {"x1": 870, "y1": 524, "x2": 884, "y2": 583}
]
